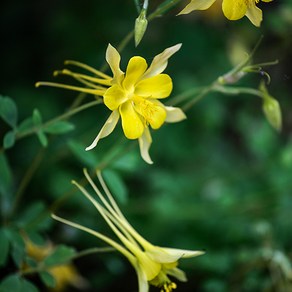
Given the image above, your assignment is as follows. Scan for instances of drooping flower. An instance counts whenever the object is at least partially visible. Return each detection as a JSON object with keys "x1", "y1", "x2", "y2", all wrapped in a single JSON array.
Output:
[
  {"x1": 36, "y1": 44, "x2": 186, "y2": 164},
  {"x1": 178, "y1": 0, "x2": 273, "y2": 27},
  {"x1": 52, "y1": 170, "x2": 204, "y2": 292},
  {"x1": 22, "y1": 236, "x2": 87, "y2": 291}
]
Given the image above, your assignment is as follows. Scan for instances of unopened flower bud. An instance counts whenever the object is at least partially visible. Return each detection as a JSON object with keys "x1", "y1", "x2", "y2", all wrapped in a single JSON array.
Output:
[
  {"x1": 260, "y1": 81, "x2": 282, "y2": 132},
  {"x1": 134, "y1": 9, "x2": 148, "y2": 47}
]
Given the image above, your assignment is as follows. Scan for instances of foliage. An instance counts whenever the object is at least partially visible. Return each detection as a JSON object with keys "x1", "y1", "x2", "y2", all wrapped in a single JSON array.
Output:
[{"x1": 1, "y1": 0, "x2": 292, "y2": 291}]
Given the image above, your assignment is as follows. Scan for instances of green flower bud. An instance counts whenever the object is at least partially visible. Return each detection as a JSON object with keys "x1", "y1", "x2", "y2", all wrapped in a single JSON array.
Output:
[
  {"x1": 260, "y1": 82, "x2": 282, "y2": 132},
  {"x1": 134, "y1": 9, "x2": 148, "y2": 47}
]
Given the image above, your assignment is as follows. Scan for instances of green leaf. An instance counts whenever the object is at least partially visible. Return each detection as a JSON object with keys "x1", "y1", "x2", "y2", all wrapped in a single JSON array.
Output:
[
  {"x1": 6, "y1": 229, "x2": 25, "y2": 268},
  {"x1": 26, "y1": 231, "x2": 46, "y2": 246},
  {"x1": 36, "y1": 131, "x2": 48, "y2": 147},
  {"x1": 32, "y1": 109, "x2": 42, "y2": 126},
  {"x1": 103, "y1": 169, "x2": 128, "y2": 205},
  {"x1": 25, "y1": 256, "x2": 38, "y2": 268},
  {"x1": 43, "y1": 245, "x2": 76, "y2": 267},
  {"x1": 0, "y1": 274, "x2": 20, "y2": 292},
  {"x1": 0, "y1": 96, "x2": 18, "y2": 128},
  {"x1": 0, "y1": 153, "x2": 12, "y2": 197},
  {"x1": 0, "y1": 228, "x2": 10, "y2": 267},
  {"x1": 16, "y1": 201, "x2": 46, "y2": 228},
  {"x1": 19, "y1": 278, "x2": 39, "y2": 292},
  {"x1": 39, "y1": 271, "x2": 56, "y2": 288},
  {"x1": 0, "y1": 275, "x2": 38, "y2": 292},
  {"x1": 44, "y1": 121, "x2": 75, "y2": 134},
  {"x1": 17, "y1": 117, "x2": 33, "y2": 133},
  {"x1": 3, "y1": 131, "x2": 16, "y2": 149}
]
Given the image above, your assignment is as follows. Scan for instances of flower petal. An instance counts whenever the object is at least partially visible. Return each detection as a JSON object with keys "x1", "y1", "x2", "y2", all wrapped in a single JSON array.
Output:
[
  {"x1": 165, "y1": 106, "x2": 187, "y2": 123},
  {"x1": 106, "y1": 44, "x2": 124, "y2": 84},
  {"x1": 178, "y1": 0, "x2": 217, "y2": 15},
  {"x1": 120, "y1": 101, "x2": 144, "y2": 139},
  {"x1": 142, "y1": 44, "x2": 182, "y2": 80},
  {"x1": 123, "y1": 56, "x2": 148, "y2": 91},
  {"x1": 104, "y1": 84, "x2": 128, "y2": 110},
  {"x1": 134, "y1": 99, "x2": 166, "y2": 130},
  {"x1": 138, "y1": 128, "x2": 153, "y2": 164},
  {"x1": 135, "y1": 264, "x2": 149, "y2": 292},
  {"x1": 85, "y1": 110, "x2": 120, "y2": 151},
  {"x1": 147, "y1": 246, "x2": 205, "y2": 263},
  {"x1": 245, "y1": 3, "x2": 263, "y2": 27},
  {"x1": 222, "y1": 0, "x2": 247, "y2": 20},
  {"x1": 135, "y1": 74, "x2": 172, "y2": 99},
  {"x1": 166, "y1": 267, "x2": 187, "y2": 282}
]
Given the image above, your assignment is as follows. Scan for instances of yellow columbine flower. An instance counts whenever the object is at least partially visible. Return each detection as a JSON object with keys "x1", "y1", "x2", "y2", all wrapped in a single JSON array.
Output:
[
  {"x1": 36, "y1": 44, "x2": 186, "y2": 164},
  {"x1": 23, "y1": 237, "x2": 86, "y2": 291},
  {"x1": 178, "y1": 0, "x2": 272, "y2": 27},
  {"x1": 52, "y1": 169, "x2": 204, "y2": 292}
]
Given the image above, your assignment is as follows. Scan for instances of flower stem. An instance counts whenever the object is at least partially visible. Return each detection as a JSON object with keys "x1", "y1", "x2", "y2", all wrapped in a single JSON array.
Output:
[{"x1": 16, "y1": 99, "x2": 102, "y2": 140}]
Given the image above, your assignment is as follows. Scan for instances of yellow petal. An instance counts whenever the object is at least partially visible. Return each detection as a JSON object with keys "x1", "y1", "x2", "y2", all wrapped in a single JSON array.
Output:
[
  {"x1": 85, "y1": 110, "x2": 120, "y2": 151},
  {"x1": 104, "y1": 85, "x2": 127, "y2": 110},
  {"x1": 178, "y1": 0, "x2": 217, "y2": 15},
  {"x1": 138, "y1": 128, "x2": 153, "y2": 164},
  {"x1": 120, "y1": 101, "x2": 144, "y2": 139},
  {"x1": 134, "y1": 99, "x2": 166, "y2": 129},
  {"x1": 134, "y1": 251, "x2": 162, "y2": 281},
  {"x1": 142, "y1": 44, "x2": 182, "y2": 79},
  {"x1": 123, "y1": 57, "x2": 148, "y2": 91},
  {"x1": 222, "y1": 0, "x2": 247, "y2": 20},
  {"x1": 135, "y1": 74, "x2": 172, "y2": 99},
  {"x1": 245, "y1": 3, "x2": 263, "y2": 27},
  {"x1": 106, "y1": 44, "x2": 124, "y2": 84}
]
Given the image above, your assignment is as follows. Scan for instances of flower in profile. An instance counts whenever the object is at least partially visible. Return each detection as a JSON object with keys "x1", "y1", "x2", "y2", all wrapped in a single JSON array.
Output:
[
  {"x1": 36, "y1": 44, "x2": 186, "y2": 164},
  {"x1": 178, "y1": 0, "x2": 272, "y2": 27},
  {"x1": 22, "y1": 236, "x2": 87, "y2": 291},
  {"x1": 52, "y1": 169, "x2": 204, "y2": 292}
]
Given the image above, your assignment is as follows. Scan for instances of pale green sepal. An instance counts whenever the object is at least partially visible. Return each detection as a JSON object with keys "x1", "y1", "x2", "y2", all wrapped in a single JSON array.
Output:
[
  {"x1": 178, "y1": 0, "x2": 217, "y2": 15},
  {"x1": 146, "y1": 246, "x2": 205, "y2": 263},
  {"x1": 165, "y1": 106, "x2": 187, "y2": 123},
  {"x1": 85, "y1": 110, "x2": 120, "y2": 151},
  {"x1": 138, "y1": 128, "x2": 153, "y2": 164},
  {"x1": 166, "y1": 267, "x2": 187, "y2": 282},
  {"x1": 142, "y1": 44, "x2": 182, "y2": 80}
]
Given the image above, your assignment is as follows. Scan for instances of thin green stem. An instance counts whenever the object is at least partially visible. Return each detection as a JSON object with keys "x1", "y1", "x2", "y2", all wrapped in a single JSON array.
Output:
[
  {"x1": 214, "y1": 85, "x2": 263, "y2": 98},
  {"x1": 10, "y1": 148, "x2": 46, "y2": 215},
  {"x1": 16, "y1": 99, "x2": 102, "y2": 140},
  {"x1": 182, "y1": 83, "x2": 216, "y2": 111},
  {"x1": 148, "y1": 0, "x2": 183, "y2": 21},
  {"x1": 72, "y1": 246, "x2": 115, "y2": 259},
  {"x1": 168, "y1": 86, "x2": 206, "y2": 106},
  {"x1": 19, "y1": 246, "x2": 115, "y2": 276}
]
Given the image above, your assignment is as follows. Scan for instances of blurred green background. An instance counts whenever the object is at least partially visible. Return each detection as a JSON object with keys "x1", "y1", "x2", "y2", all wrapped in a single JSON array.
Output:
[{"x1": 1, "y1": 0, "x2": 292, "y2": 291}]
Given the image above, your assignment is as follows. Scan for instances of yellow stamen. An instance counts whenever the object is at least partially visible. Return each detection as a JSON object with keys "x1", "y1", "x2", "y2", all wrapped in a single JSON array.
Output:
[
  {"x1": 55, "y1": 69, "x2": 112, "y2": 86},
  {"x1": 53, "y1": 69, "x2": 109, "y2": 90},
  {"x1": 64, "y1": 60, "x2": 112, "y2": 80},
  {"x1": 35, "y1": 82, "x2": 106, "y2": 96},
  {"x1": 161, "y1": 282, "x2": 177, "y2": 292}
]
